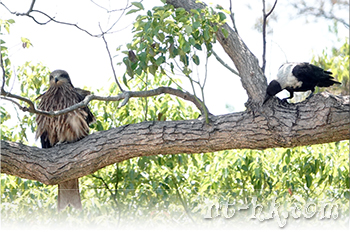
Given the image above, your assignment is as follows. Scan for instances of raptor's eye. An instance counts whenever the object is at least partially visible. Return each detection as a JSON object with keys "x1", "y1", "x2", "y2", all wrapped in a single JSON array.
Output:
[{"x1": 60, "y1": 73, "x2": 68, "y2": 79}]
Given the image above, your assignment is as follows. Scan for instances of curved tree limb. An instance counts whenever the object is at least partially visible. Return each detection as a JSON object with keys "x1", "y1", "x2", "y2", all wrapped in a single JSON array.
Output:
[
  {"x1": 1, "y1": 93, "x2": 349, "y2": 185},
  {"x1": 0, "y1": 86, "x2": 209, "y2": 117}
]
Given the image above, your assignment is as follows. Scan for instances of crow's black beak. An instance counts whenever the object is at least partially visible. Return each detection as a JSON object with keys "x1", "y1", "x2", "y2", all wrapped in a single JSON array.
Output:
[{"x1": 263, "y1": 94, "x2": 271, "y2": 104}]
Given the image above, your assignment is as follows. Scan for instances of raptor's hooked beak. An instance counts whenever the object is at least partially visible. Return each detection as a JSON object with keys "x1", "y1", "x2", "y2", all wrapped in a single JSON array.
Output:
[{"x1": 55, "y1": 77, "x2": 59, "y2": 83}]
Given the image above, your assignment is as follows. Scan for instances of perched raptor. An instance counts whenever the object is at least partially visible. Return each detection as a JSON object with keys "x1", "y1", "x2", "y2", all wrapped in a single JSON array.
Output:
[
  {"x1": 264, "y1": 62, "x2": 341, "y2": 103},
  {"x1": 36, "y1": 70, "x2": 95, "y2": 211}
]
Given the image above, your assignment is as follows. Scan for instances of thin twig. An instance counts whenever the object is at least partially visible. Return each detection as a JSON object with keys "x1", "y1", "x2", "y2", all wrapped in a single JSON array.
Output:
[
  {"x1": 0, "y1": 2, "x2": 101, "y2": 37},
  {"x1": 0, "y1": 86, "x2": 210, "y2": 118},
  {"x1": 0, "y1": 97, "x2": 24, "y2": 110},
  {"x1": 27, "y1": 0, "x2": 36, "y2": 14},
  {"x1": 266, "y1": 0, "x2": 278, "y2": 18},
  {"x1": 100, "y1": 28, "x2": 124, "y2": 92},
  {"x1": 262, "y1": 0, "x2": 267, "y2": 74},
  {"x1": 1, "y1": 90, "x2": 35, "y2": 111},
  {"x1": 261, "y1": 0, "x2": 278, "y2": 73},
  {"x1": 171, "y1": 175, "x2": 196, "y2": 225},
  {"x1": 90, "y1": 0, "x2": 136, "y2": 14},
  {"x1": 290, "y1": 3, "x2": 349, "y2": 29},
  {"x1": 0, "y1": 41, "x2": 6, "y2": 91},
  {"x1": 101, "y1": 0, "x2": 131, "y2": 34},
  {"x1": 212, "y1": 50, "x2": 240, "y2": 76},
  {"x1": 91, "y1": 174, "x2": 119, "y2": 209},
  {"x1": 229, "y1": 0, "x2": 239, "y2": 34}
]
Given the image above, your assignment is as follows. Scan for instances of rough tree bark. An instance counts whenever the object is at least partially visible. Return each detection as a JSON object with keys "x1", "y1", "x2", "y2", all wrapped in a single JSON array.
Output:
[
  {"x1": 1, "y1": 93, "x2": 349, "y2": 185},
  {"x1": 1, "y1": 0, "x2": 349, "y2": 185}
]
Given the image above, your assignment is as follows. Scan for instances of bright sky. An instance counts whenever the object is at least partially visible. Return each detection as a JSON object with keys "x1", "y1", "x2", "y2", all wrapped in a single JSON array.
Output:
[{"x1": 1, "y1": 0, "x2": 348, "y2": 117}]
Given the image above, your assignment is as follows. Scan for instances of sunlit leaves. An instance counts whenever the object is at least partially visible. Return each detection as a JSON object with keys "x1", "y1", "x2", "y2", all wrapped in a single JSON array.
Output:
[
  {"x1": 21, "y1": 37, "x2": 33, "y2": 49},
  {"x1": 0, "y1": 18, "x2": 15, "y2": 34},
  {"x1": 2, "y1": 140, "x2": 349, "y2": 225},
  {"x1": 123, "y1": 3, "x2": 228, "y2": 88},
  {"x1": 311, "y1": 39, "x2": 349, "y2": 95},
  {"x1": 126, "y1": 1, "x2": 145, "y2": 15}
]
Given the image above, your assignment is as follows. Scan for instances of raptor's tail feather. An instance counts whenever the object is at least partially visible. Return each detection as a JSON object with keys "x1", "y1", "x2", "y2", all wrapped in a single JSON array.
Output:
[{"x1": 58, "y1": 179, "x2": 82, "y2": 212}]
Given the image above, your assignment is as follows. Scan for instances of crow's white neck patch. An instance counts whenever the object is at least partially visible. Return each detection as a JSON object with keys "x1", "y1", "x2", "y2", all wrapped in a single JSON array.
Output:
[{"x1": 276, "y1": 63, "x2": 303, "y2": 89}]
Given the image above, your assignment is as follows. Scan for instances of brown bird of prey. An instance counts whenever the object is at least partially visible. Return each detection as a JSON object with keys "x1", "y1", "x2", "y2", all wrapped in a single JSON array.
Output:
[{"x1": 36, "y1": 69, "x2": 95, "y2": 211}]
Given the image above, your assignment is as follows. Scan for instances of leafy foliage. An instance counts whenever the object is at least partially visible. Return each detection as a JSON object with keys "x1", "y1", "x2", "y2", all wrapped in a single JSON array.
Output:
[
  {"x1": 124, "y1": 3, "x2": 226, "y2": 79},
  {"x1": 2, "y1": 141, "x2": 349, "y2": 228},
  {"x1": 312, "y1": 38, "x2": 349, "y2": 95},
  {"x1": 122, "y1": 3, "x2": 228, "y2": 105}
]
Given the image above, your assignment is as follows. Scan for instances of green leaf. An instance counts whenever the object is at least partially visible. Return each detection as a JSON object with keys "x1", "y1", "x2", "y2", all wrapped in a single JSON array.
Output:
[
  {"x1": 126, "y1": 9, "x2": 141, "y2": 15},
  {"x1": 194, "y1": 43, "x2": 202, "y2": 50},
  {"x1": 305, "y1": 175, "x2": 313, "y2": 188},
  {"x1": 149, "y1": 64, "x2": 157, "y2": 76},
  {"x1": 156, "y1": 56, "x2": 165, "y2": 66},
  {"x1": 222, "y1": 28, "x2": 229, "y2": 38},
  {"x1": 192, "y1": 21, "x2": 200, "y2": 30},
  {"x1": 192, "y1": 54, "x2": 200, "y2": 65},
  {"x1": 131, "y1": 2, "x2": 144, "y2": 10},
  {"x1": 203, "y1": 27, "x2": 210, "y2": 41},
  {"x1": 184, "y1": 25, "x2": 192, "y2": 35},
  {"x1": 218, "y1": 12, "x2": 226, "y2": 21}
]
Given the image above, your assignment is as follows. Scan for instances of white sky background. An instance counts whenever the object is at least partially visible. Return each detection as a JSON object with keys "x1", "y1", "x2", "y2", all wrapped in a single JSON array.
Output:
[{"x1": 1, "y1": 0, "x2": 348, "y2": 115}]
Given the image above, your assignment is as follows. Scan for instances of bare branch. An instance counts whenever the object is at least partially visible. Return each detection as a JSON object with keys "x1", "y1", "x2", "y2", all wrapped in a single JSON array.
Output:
[
  {"x1": 30, "y1": 10, "x2": 100, "y2": 37},
  {"x1": 1, "y1": 0, "x2": 143, "y2": 37},
  {"x1": 27, "y1": 0, "x2": 36, "y2": 14},
  {"x1": 0, "y1": 90, "x2": 35, "y2": 111},
  {"x1": 290, "y1": 2, "x2": 350, "y2": 29},
  {"x1": 0, "y1": 96, "x2": 25, "y2": 110},
  {"x1": 229, "y1": 0, "x2": 239, "y2": 34},
  {"x1": 90, "y1": 0, "x2": 136, "y2": 14},
  {"x1": 100, "y1": 29, "x2": 124, "y2": 92},
  {"x1": 261, "y1": 0, "x2": 278, "y2": 73},
  {"x1": 266, "y1": 0, "x2": 278, "y2": 18},
  {"x1": 212, "y1": 50, "x2": 240, "y2": 77},
  {"x1": 1, "y1": 2, "x2": 100, "y2": 37},
  {"x1": 0, "y1": 86, "x2": 209, "y2": 118},
  {"x1": 0, "y1": 40, "x2": 5, "y2": 92},
  {"x1": 98, "y1": 0, "x2": 133, "y2": 35}
]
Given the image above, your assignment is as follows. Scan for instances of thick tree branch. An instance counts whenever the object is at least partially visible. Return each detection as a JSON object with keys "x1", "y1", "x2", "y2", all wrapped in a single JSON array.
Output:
[
  {"x1": 1, "y1": 93, "x2": 349, "y2": 185},
  {"x1": 166, "y1": 0, "x2": 268, "y2": 109}
]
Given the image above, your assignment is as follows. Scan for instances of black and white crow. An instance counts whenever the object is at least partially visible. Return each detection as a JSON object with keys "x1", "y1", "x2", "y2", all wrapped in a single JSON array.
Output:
[{"x1": 263, "y1": 62, "x2": 341, "y2": 103}]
